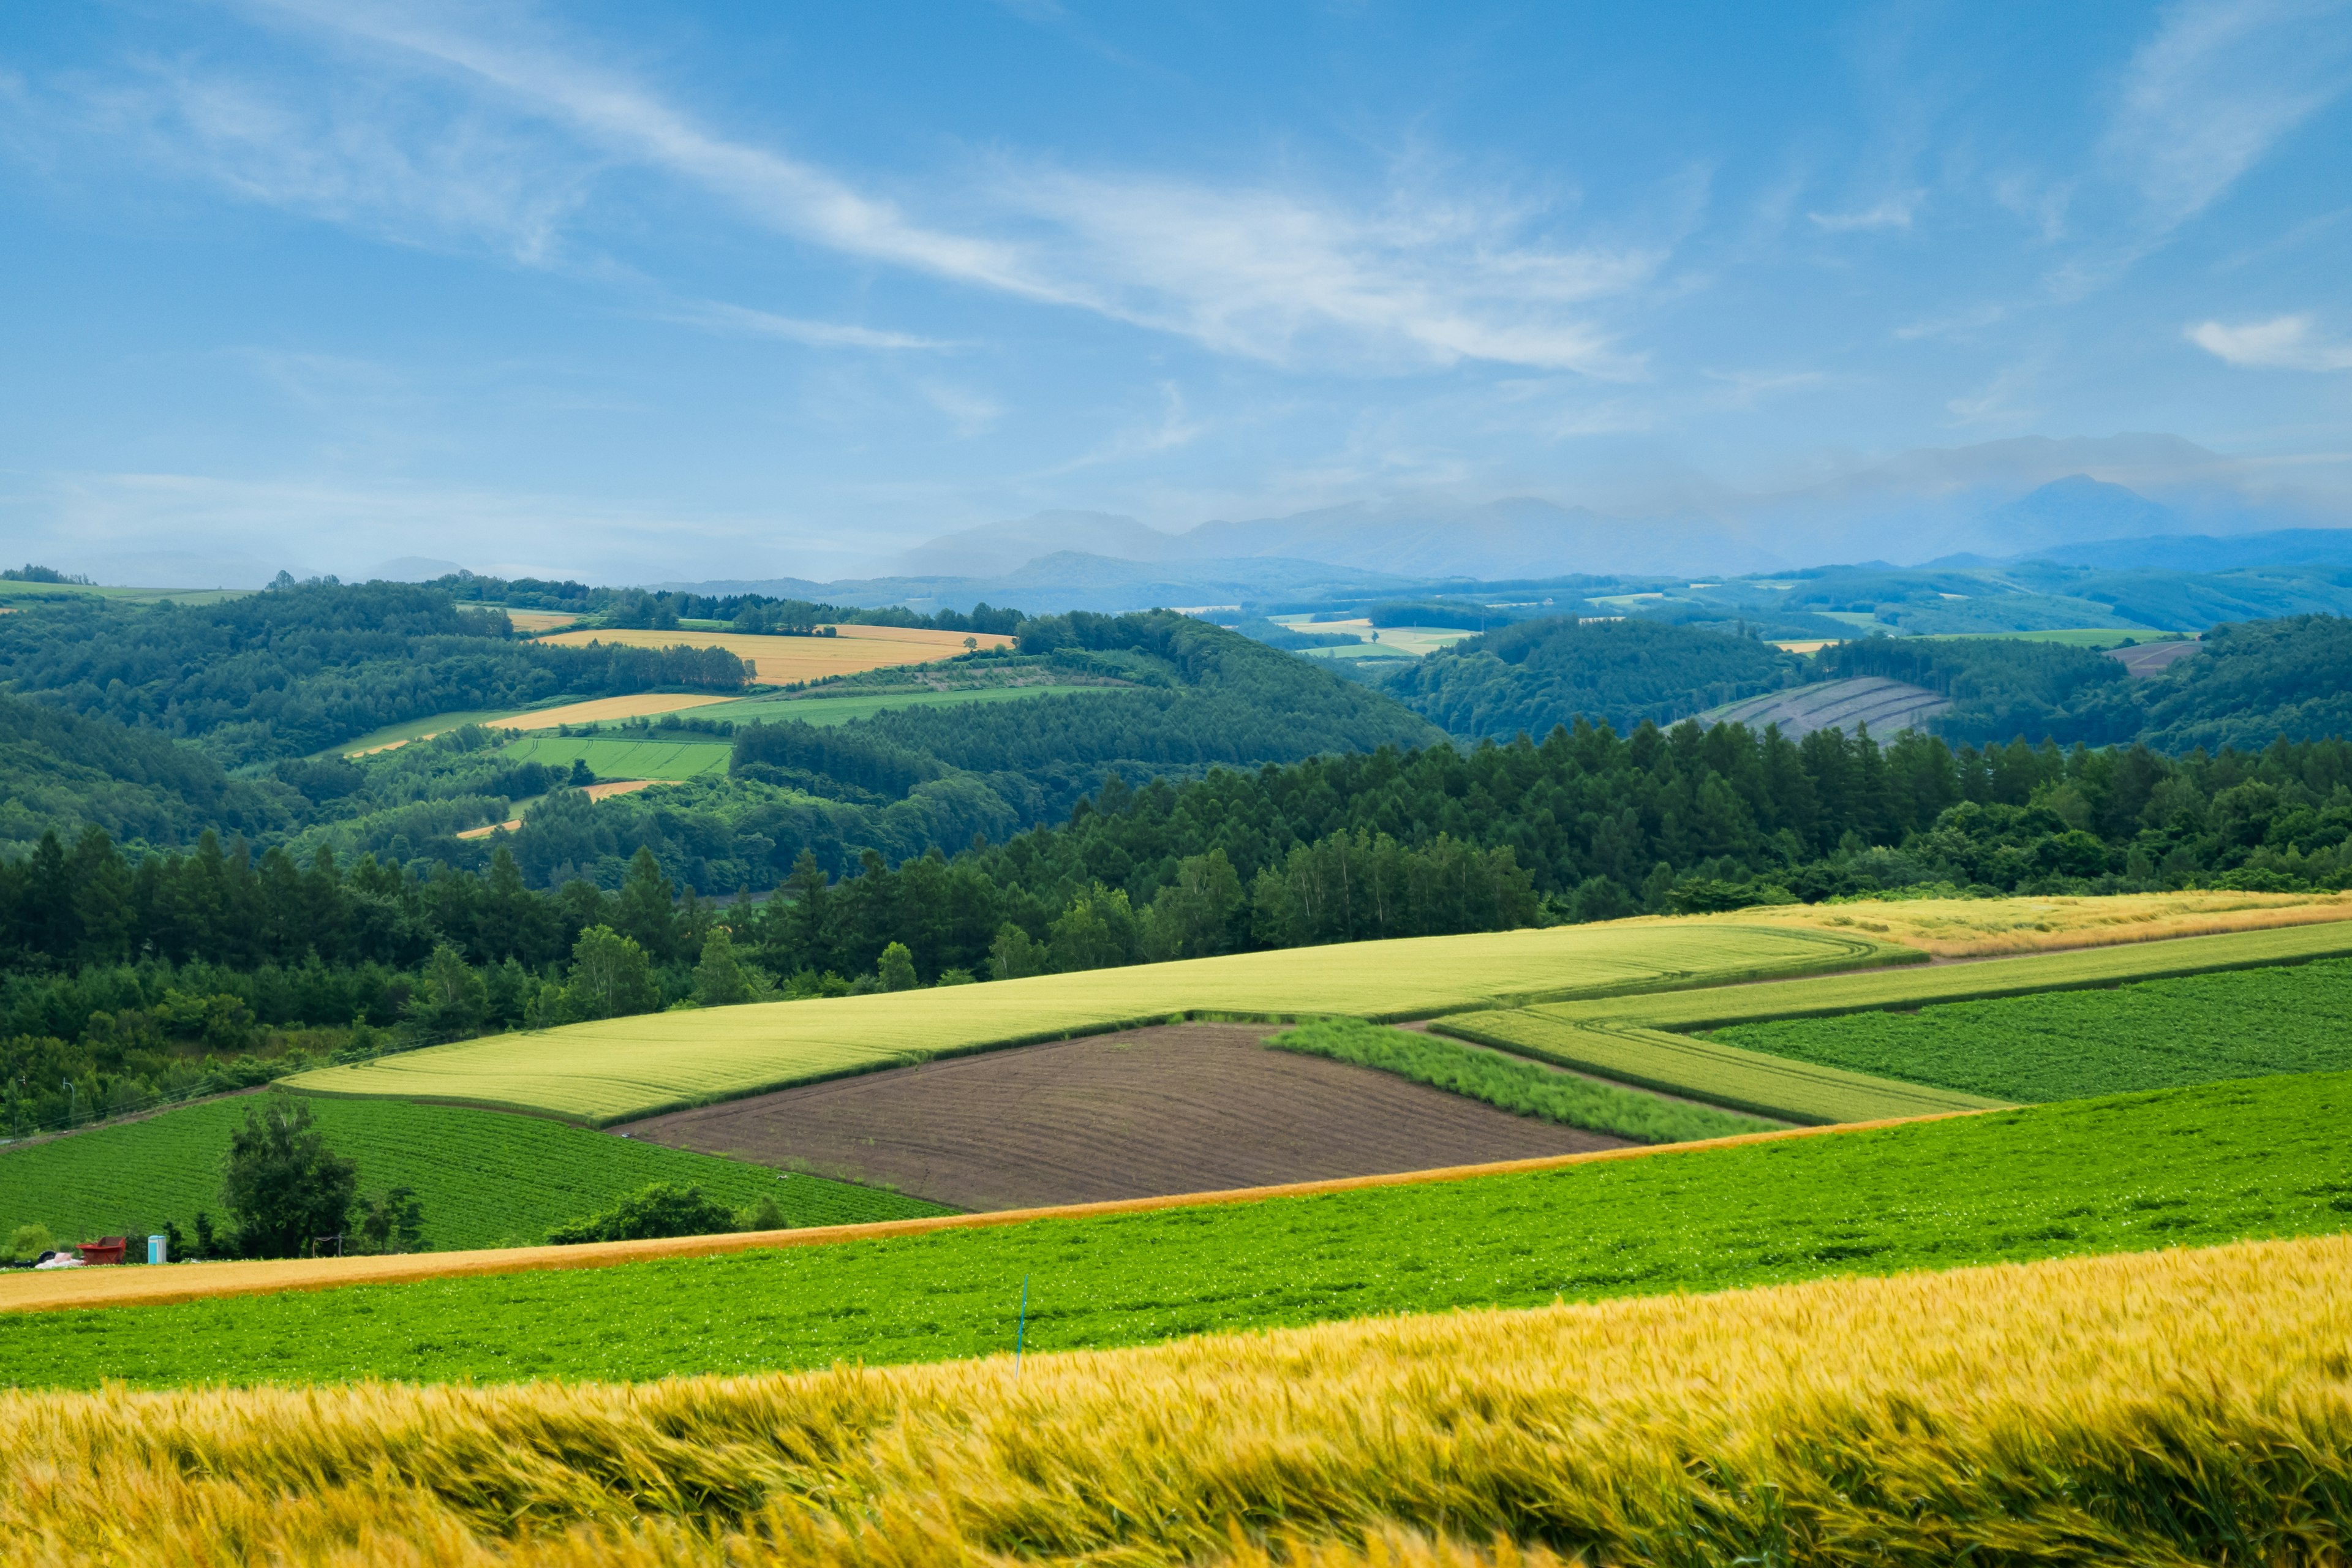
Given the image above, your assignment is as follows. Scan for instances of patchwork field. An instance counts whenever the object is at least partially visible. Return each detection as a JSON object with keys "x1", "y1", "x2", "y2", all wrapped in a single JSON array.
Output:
[
  {"x1": 284, "y1": 921, "x2": 1911, "y2": 1123},
  {"x1": 2, "y1": 1232, "x2": 2343, "y2": 1564},
  {"x1": 622, "y1": 1023, "x2": 1630, "y2": 1212},
  {"x1": 1701, "y1": 675, "x2": 1950, "y2": 739},
  {"x1": 1711, "y1": 954, "x2": 2352, "y2": 1102},
  {"x1": 494, "y1": 733, "x2": 734, "y2": 778},
  {"x1": 483, "y1": 693, "x2": 739, "y2": 729},
  {"x1": 529, "y1": 624, "x2": 1012, "y2": 685},
  {"x1": 0, "y1": 1095, "x2": 945, "y2": 1252},
  {"x1": 1440, "y1": 920, "x2": 2352, "y2": 1117},
  {"x1": 4, "y1": 1069, "x2": 2346, "y2": 1385}
]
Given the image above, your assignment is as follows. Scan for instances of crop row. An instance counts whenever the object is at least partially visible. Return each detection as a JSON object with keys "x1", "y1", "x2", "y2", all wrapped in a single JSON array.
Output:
[
  {"x1": 287, "y1": 921, "x2": 1910, "y2": 1123},
  {"x1": 0, "y1": 1095, "x2": 948, "y2": 1252},
  {"x1": 1710, "y1": 954, "x2": 2352, "y2": 1103},
  {"x1": 1433, "y1": 921, "x2": 2352, "y2": 1120},
  {"x1": 494, "y1": 735, "x2": 734, "y2": 778},
  {"x1": 6, "y1": 1068, "x2": 2348, "y2": 1387}
]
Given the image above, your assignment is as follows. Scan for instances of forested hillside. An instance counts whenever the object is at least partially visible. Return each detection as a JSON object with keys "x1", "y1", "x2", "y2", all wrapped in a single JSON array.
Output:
[
  {"x1": 1380, "y1": 617, "x2": 1806, "y2": 739},
  {"x1": 0, "y1": 582, "x2": 747, "y2": 765}
]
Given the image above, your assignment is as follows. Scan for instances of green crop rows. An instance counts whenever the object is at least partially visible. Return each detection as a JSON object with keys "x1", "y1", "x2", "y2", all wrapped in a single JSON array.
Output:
[
  {"x1": 4, "y1": 1071, "x2": 2346, "y2": 1389},
  {"x1": 0, "y1": 1095, "x2": 949, "y2": 1252},
  {"x1": 1711, "y1": 956, "x2": 2352, "y2": 1103},
  {"x1": 1438, "y1": 922, "x2": 2352, "y2": 1122},
  {"x1": 496, "y1": 735, "x2": 734, "y2": 778},
  {"x1": 1267, "y1": 1019, "x2": 1779, "y2": 1142}
]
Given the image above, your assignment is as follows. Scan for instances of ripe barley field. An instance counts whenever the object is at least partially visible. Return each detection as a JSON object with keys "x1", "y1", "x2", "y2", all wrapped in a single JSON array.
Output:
[{"x1": 6, "y1": 1232, "x2": 2352, "y2": 1564}]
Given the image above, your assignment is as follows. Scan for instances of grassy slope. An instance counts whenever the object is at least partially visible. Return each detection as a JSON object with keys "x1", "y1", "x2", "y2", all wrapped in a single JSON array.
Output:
[
  {"x1": 0, "y1": 1096, "x2": 949, "y2": 1251},
  {"x1": 285, "y1": 922, "x2": 1908, "y2": 1124},
  {"x1": 1710, "y1": 956, "x2": 2352, "y2": 1102},
  {"x1": 494, "y1": 734, "x2": 734, "y2": 778},
  {"x1": 4, "y1": 1070, "x2": 2345, "y2": 1388},
  {"x1": 1267, "y1": 1020, "x2": 1781, "y2": 1142}
]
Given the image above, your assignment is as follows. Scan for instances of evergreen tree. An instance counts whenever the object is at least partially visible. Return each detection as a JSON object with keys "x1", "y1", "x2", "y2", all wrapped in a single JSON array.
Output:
[{"x1": 693, "y1": 925, "x2": 758, "y2": 1007}]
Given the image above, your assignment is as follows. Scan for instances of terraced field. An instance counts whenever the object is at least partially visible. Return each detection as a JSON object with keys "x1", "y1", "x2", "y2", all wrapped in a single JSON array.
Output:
[
  {"x1": 0, "y1": 1095, "x2": 946, "y2": 1251},
  {"x1": 284, "y1": 922, "x2": 1912, "y2": 1123},
  {"x1": 1439, "y1": 921, "x2": 2352, "y2": 1119},
  {"x1": 1701, "y1": 676, "x2": 1949, "y2": 739}
]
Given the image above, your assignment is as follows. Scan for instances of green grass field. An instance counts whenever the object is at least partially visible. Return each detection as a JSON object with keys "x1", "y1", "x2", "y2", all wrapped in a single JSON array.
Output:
[
  {"x1": 1434, "y1": 921, "x2": 2352, "y2": 1119},
  {"x1": 1433, "y1": 1012, "x2": 1999, "y2": 1123},
  {"x1": 1266, "y1": 1020, "x2": 1781, "y2": 1142},
  {"x1": 699, "y1": 684, "x2": 1120, "y2": 728},
  {"x1": 5, "y1": 1071, "x2": 2346, "y2": 1389},
  {"x1": 0, "y1": 1095, "x2": 949, "y2": 1252},
  {"x1": 1710, "y1": 956, "x2": 2352, "y2": 1102},
  {"x1": 284, "y1": 922, "x2": 1913, "y2": 1124},
  {"x1": 495, "y1": 734, "x2": 734, "y2": 778}
]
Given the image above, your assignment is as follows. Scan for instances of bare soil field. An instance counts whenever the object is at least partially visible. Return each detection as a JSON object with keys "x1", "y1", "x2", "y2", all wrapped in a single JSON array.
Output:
[
  {"x1": 622, "y1": 1023, "x2": 1626, "y2": 1210},
  {"x1": 2108, "y1": 639, "x2": 2201, "y2": 676}
]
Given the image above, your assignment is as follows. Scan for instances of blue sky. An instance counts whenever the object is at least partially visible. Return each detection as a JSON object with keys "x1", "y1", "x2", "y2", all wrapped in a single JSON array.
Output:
[{"x1": 2, "y1": 0, "x2": 2348, "y2": 584}]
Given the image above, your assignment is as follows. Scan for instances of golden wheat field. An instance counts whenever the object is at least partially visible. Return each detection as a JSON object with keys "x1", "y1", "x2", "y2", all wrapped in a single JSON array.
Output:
[
  {"x1": 4, "y1": 1233, "x2": 2348, "y2": 1566},
  {"x1": 1711, "y1": 886, "x2": 2352, "y2": 956},
  {"x1": 529, "y1": 625, "x2": 1014, "y2": 685}
]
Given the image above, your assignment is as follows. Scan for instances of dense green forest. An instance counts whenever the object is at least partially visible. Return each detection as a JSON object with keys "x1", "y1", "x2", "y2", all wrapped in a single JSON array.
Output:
[{"x1": 1380, "y1": 617, "x2": 1807, "y2": 739}]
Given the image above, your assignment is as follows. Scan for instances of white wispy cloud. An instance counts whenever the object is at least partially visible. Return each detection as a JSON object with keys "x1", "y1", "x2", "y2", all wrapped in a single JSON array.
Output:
[
  {"x1": 2188, "y1": 313, "x2": 2352, "y2": 369},
  {"x1": 66, "y1": 0, "x2": 1657, "y2": 375},
  {"x1": 658, "y1": 300, "x2": 956, "y2": 352},
  {"x1": 1041, "y1": 382, "x2": 1204, "y2": 473},
  {"x1": 1806, "y1": 192, "x2": 1923, "y2": 233},
  {"x1": 2105, "y1": 0, "x2": 2352, "y2": 228}
]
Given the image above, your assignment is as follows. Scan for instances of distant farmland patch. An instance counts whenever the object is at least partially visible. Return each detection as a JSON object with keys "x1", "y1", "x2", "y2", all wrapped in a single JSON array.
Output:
[
  {"x1": 496, "y1": 734, "x2": 733, "y2": 779},
  {"x1": 530, "y1": 624, "x2": 1012, "y2": 685},
  {"x1": 1702, "y1": 676, "x2": 1949, "y2": 738},
  {"x1": 622, "y1": 1022, "x2": 1629, "y2": 1211}
]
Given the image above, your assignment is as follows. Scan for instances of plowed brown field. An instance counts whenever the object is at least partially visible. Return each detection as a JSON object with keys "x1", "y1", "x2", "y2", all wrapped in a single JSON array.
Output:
[{"x1": 622, "y1": 1023, "x2": 1626, "y2": 1210}]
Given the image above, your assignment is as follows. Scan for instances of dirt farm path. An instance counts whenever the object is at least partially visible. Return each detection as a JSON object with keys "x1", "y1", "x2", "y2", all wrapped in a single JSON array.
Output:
[{"x1": 620, "y1": 1023, "x2": 1627, "y2": 1212}]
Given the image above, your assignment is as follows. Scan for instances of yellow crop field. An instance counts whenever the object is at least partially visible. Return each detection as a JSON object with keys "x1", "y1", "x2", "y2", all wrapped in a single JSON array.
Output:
[
  {"x1": 5, "y1": 1232, "x2": 2349, "y2": 1565},
  {"x1": 1755, "y1": 887, "x2": 2352, "y2": 956},
  {"x1": 530, "y1": 624, "x2": 1014, "y2": 685},
  {"x1": 286, "y1": 922, "x2": 1908, "y2": 1123}
]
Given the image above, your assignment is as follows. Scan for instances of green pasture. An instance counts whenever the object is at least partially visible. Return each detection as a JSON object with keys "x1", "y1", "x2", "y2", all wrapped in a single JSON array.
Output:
[
  {"x1": 1267, "y1": 1020, "x2": 1779, "y2": 1142},
  {"x1": 5, "y1": 1071, "x2": 2346, "y2": 1388},
  {"x1": 282, "y1": 922, "x2": 1913, "y2": 1124},
  {"x1": 1436, "y1": 922, "x2": 2352, "y2": 1121},
  {"x1": 496, "y1": 734, "x2": 735, "y2": 778},
  {"x1": 0, "y1": 1095, "x2": 946, "y2": 1253},
  {"x1": 0, "y1": 580, "x2": 251, "y2": 608},
  {"x1": 698, "y1": 684, "x2": 1119, "y2": 728},
  {"x1": 1711, "y1": 955, "x2": 2352, "y2": 1102}
]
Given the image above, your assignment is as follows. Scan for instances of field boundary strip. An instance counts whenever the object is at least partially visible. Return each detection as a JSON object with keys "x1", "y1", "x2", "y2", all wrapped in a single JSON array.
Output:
[
  {"x1": 1433, "y1": 921, "x2": 2352, "y2": 1121},
  {"x1": 0, "y1": 1106, "x2": 1991, "y2": 1316}
]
